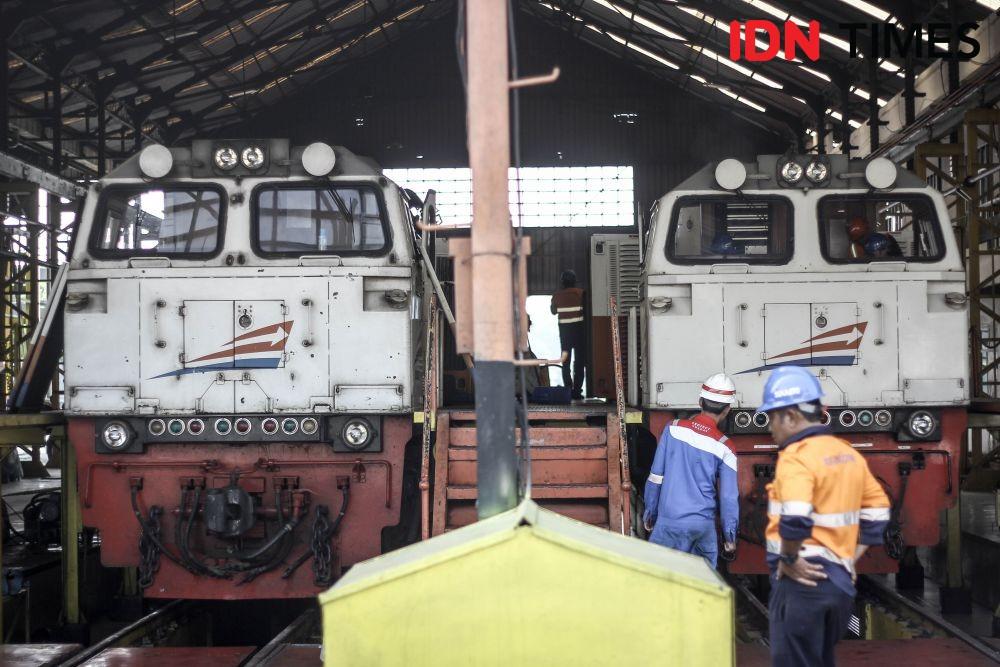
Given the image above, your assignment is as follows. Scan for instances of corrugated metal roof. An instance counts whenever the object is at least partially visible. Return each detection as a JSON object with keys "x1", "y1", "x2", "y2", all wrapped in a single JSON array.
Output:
[{"x1": 2, "y1": 0, "x2": 994, "y2": 179}]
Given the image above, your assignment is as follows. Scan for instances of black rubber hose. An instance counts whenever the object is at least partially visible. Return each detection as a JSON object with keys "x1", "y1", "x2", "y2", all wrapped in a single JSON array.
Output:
[
  {"x1": 129, "y1": 484, "x2": 187, "y2": 569},
  {"x1": 230, "y1": 488, "x2": 300, "y2": 562},
  {"x1": 179, "y1": 485, "x2": 230, "y2": 578},
  {"x1": 282, "y1": 483, "x2": 350, "y2": 580}
]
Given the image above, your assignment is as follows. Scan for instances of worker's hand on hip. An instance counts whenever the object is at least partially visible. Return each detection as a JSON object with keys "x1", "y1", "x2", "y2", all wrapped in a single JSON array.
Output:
[
  {"x1": 643, "y1": 517, "x2": 654, "y2": 532},
  {"x1": 777, "y1": 558, "x2": 827, "y2": 587}
]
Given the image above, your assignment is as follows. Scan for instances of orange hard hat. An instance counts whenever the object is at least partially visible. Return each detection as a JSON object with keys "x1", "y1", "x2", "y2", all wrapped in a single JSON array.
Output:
[{"x1": 847, "y1": 216, "x2": 870, "y2": 241}]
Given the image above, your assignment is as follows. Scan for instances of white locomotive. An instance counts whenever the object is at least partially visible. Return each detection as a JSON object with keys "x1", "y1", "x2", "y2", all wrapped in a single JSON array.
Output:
[
  {"x1": 62, "y1": 139, "x2": 423, "y2": 598},
  {"x1": 639, "y1": 154, "x2": 969, "y2": 573}
]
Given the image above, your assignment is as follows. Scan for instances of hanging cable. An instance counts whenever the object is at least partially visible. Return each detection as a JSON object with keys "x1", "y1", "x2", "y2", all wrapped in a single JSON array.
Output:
[{"x1": 507, "y1": 0, "x2": 533, "y2": 501}]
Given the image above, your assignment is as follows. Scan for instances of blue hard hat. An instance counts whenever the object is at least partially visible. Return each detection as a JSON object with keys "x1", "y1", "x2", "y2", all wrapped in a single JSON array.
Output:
[
  {"x1": 757, "y1": 366, "x2": 824, "y2": 413},
  {"x1": 864, "y1": 233, "x2": 890, "y2": 254},
  {"x1": 710, "y1": 233, "x2": 736, "y2": 254}
]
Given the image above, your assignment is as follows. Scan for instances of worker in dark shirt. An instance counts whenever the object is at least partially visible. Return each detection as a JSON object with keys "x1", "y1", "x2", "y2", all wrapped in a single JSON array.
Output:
[{"x1": 550, "y1": 270, "x2": 586, "y2": 400}]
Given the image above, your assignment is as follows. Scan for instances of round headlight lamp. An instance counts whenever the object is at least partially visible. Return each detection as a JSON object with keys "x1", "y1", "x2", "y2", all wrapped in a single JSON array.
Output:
[
  {"x1": 214, "y1": 146, "x2": 238, "y2": 170},
  {"x1": 138, "y1": 144, "x2": 173, "y2": 178},
  {"x1": 342, "y1": 419, "x2": 372, "y2": 450},
  {"x1": 302, "y1": 142, "x2": 337, "y2": 177},
  {"x1": 780, "y1": 161, "x2": 804, "y2": 184},
  {"x1": 805, "y1": 160, "x2": 829, "y2": 183},
  {"x1": 241, "y1": 146, "x2": 265, "y2": 170},
  {"x1": 102, "y1": 421, "x2": 132, "y2": 450},
  {"x1": 907, "y1": 410, "x2": 936, "y2": 438},
  {"x1": 865, "y1": 157, "x2": 897, "y2": 190}
]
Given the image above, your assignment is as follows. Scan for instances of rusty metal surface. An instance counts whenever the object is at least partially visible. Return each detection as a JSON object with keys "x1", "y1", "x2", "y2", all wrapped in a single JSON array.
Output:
[
  {"x1": 433, "y1": 406, "x2": 625, "y2": 534},
  {"x1": 649, "y1": 408, "x2": 966, "y2": 575},
  {"x1": 737, "y1": 639, "x2": 995, "y2": 666},
  {"x1": 79, "y1": 647, "x2": 255, "y2": 667},
  {"x1": 448, "y1": 427, "x2": 607, "y2": 447},
  {"x1": 447, "y1": 502, "x2": 609, "y2": 529},
  {"x1": 254, "y1": 644, "x2": 322, "y2": 667},
  {"x1": 444, "y1": 405, "x2": 614, "y2": 420},
  {"x1": 70, "y1": 416, "x2": 411, "y2": 598},
  {"x1": 0, "y1": 644, "x2": 81, "y2": 666}
]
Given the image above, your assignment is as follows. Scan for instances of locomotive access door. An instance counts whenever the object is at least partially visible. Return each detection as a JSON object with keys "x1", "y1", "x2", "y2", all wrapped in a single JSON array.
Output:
[
  {"x1": 183, "y1": 300, "x2": 235, "y2": 370},
  {"x1": 762, "y1": 302, "x2": 860, "y2": 369}
]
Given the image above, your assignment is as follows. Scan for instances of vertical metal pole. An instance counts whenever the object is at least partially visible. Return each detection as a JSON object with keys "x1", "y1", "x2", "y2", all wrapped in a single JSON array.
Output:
[
  {"x1": 868, "y1": 55, "x2": 879, "y2": 152},
  {"x1": 60, "y1": 432, "x2": 80, "y2": 625},
  {"x1": 839, "y1": 79, "x2": 850, "y2": 157},
  {"x1": 466, "y1": 0, "x2": 517, "y2": 518},
  {"x1": 0, "y1": 29, "x2": 8, "y2": 153},
  {"x1": 97, "y1": 96, "x2": 107, "y2": 178},
  {"x1": 49, "y1": 73, "x2": 62, "y2": 410}
]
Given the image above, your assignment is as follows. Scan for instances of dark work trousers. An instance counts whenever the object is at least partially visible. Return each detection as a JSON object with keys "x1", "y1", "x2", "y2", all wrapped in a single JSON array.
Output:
[
  {"x1": 558, "y1": 322, "x2": 585, "y2": 398},
  {"x1": 769, "y1": 575, "x2": 854, "y2": 667}
]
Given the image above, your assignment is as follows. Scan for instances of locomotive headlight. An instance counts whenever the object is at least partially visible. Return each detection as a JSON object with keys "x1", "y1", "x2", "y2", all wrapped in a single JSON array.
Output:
[
  {"x1": 342, "y1": 419, "x2": 372, "y2": 450},
  {"x1": 241, "y1": 146, "x2": 265, "y2": 170},
  {"x1": 138, "y1": 144, "x2": 173, "y2": 178},
  {"x1": 214, "y1": 146, "x2": 238, "y2": 170},
  {"x1": 302, "y1": 142, "x2": 337, "y2": 176},
  {"x1": 780, "y1": 161, "x2": 803, "y2": 184},
  {"x1": 907, "y1": 410, "x2": 936, "y2": 438},
  {"x1": 102, "y1": 421, "x2": 132, "y2": 450},
  {"x1": 804, "y1": 160, "x2": 828, "y2": 184},
  {"x1": 864, "y1": 157, "x2": 897, "y2": 190}
]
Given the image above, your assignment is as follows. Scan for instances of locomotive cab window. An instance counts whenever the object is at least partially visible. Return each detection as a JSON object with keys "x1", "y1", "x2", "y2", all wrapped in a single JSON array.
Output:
[
  {"x1": 254, "y1": 184, "x2": 389, "y2": 255},
  {"x1": 92, "y1": 187, "x2": 223, "y2": 256},
  {"x1": 819, "y1": 195, "x2": 944, "y2": 263},
  {"x1": 667, "y1": 196, "x2": 792, "y2": 264}
]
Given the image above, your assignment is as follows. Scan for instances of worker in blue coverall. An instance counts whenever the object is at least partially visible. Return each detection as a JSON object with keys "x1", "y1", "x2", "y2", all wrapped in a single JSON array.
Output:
[{"x1": 643, "y1": 373, "x2": 739, "y2": 567}]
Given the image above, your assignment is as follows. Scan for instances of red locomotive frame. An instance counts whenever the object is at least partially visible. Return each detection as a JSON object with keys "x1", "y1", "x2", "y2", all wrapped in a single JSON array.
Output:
[{"x1": 648, "y1": 408, "x2": 964, "y2": 574}]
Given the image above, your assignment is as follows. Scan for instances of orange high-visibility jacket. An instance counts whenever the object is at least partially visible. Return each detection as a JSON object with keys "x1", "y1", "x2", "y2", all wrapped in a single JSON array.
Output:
[
  {"x1": 551, "y1": 288, "x2": 585, "y2": 325},
  {"x1": 765, "y1": 429, "x2": 891, "y2": 574}
]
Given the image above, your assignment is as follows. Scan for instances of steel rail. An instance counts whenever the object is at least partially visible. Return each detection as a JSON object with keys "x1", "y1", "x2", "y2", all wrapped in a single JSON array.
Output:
[
  {"x1": 59, "y1": 599, "x2": 194, "y2": 666},
  {"x1": 242, "y1": 607, "x2": 319, "y2": 667}
]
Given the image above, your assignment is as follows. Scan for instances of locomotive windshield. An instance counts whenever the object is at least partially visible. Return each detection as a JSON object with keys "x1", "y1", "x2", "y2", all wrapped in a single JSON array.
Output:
[
  {"x1": 253, "y1": 184, "x2": 389, "y2": 255},
  {"x1": 818, "y1": 195, "x2": 944, "y2": 263},
  {"x1": 91, "y1": 186, "x2": 224, "y2": 256},
  {"x1": 666, "y1": 195, "x2": 792, "y2": 264}
]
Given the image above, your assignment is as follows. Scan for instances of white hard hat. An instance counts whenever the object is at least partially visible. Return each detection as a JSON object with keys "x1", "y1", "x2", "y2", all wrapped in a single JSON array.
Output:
[{"x1": 700, "y1": 373, "x2": 736, "y2": 404}]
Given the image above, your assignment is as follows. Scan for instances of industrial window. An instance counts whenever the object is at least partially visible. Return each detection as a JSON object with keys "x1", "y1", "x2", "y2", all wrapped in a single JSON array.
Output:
[
  {"x1": 253, "y1": 184, "x2": 388, "y2": 255},
  {"x1": 666, "y1": 196, "x2": 792, "y2": 264},
  {"x1": 92, "y1": 187, "x2": 224, "y2": 256},
  {"x1": 384, "y1": 166, "x2": 634, "y2": 227},
  {"x1": 818, "y1": 195, "x2": 944, "y2": 263}
]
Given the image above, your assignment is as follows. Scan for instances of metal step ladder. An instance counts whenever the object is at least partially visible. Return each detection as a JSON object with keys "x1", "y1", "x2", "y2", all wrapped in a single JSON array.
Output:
[{"x1": 431, "y1": 406, "x2": 629, "y2": 534}]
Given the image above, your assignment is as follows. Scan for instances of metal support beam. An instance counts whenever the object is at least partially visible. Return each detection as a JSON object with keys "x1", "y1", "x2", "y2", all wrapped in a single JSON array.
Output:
[
  {"x1": 0, "y1": 151, "x2": 86, "y2": 200},
  {"x1": 839, "y1": 78, "x2": 851, "y2": 157},
  {"x1": 868, "y1": 54, "x2": 879, "y2": 152},
  {"x1": 61, "y1": 434, "x2": 81, "y2": 626},
  {"x1": 96, "y1": 96, "x2": 106, "y2": 178},
  {"x1": 467, "y1": 0, "x2": 517, "y2": 519},
  {"x1": 0, "y1": 29, "x2": 8, "y2": 153}
]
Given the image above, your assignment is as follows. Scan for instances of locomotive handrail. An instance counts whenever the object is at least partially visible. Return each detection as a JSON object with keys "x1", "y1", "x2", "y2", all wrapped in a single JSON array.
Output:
[{"x1": 513, "y1": 351, "x2": 567, "y2": 367}]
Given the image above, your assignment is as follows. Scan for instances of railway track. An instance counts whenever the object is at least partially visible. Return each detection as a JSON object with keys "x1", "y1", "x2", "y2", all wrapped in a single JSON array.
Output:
[
  {"x1": 730, "y1": 573, "x2": 1000, "y2": 665},
  {"x1": 55, "y1": 601, "x2": 321, "y2": 666}
]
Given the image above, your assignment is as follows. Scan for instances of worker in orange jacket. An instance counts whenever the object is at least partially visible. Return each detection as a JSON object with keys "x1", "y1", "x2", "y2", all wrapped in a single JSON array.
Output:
[
  {"x1": 550, "y1": 270, "x2": 586, "y2": 399},
  {"x1": 758, "y1": 366, "x2": 891, "y2": 667}
]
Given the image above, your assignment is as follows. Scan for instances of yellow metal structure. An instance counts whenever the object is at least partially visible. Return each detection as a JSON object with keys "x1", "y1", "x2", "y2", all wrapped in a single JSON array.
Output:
[{"x1": 320, "y1": 500, "x2": 734, "y2": 666}]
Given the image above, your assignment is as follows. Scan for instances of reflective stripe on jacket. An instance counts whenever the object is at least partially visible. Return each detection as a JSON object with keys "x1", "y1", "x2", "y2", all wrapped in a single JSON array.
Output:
[
  {"x1": 643, "y1": 414, "x2": 739, "y2": 543},
  {"x1": 765, "y1": 425, "x2": 891, "y2": 577},
  {"x1": 551, "y1": 288, "x2": 585, "y2": 324}
]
